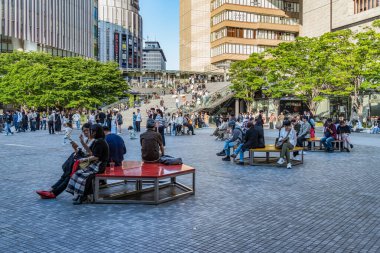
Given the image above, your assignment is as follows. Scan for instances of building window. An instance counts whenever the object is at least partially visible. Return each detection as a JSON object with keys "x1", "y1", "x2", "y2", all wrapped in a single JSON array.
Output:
[{"x1": 354, "y1": 0, "x2": 380, "y2": 14}]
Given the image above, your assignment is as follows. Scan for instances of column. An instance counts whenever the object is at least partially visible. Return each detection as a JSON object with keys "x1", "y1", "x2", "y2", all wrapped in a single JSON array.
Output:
[{"x1": 235, "y1": 99, "x2": 239, "y2": 116}]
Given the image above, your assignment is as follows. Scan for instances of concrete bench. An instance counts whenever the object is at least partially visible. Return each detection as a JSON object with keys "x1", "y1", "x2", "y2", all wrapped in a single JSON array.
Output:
[
  {"x1": 94, "y1": 161, "x2": 195, "y2": 204},
  {"x1": 249, "y1": 144, "x2": 304, "y2": 166}
]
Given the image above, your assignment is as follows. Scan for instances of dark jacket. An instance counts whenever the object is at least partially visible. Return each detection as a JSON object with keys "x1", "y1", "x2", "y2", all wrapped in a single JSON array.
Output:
[
  {"x1": 105, "y1": 134, "x2": 126, "y2": 166},
  {"x1": 255, "y1": 125, "x2": 265, "y2": 148},
  {"x1": 242, "y1": 127, "x2": 259, "y2": 151}
]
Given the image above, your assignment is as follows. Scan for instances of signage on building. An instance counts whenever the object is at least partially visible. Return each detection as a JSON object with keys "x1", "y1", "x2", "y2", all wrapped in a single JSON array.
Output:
[
  {"x1": 114, "y1": 32, "x2": 120, "y2": 64},
  {"x1": 121, "y1": 34, "x2": 127, "y2": 68}
]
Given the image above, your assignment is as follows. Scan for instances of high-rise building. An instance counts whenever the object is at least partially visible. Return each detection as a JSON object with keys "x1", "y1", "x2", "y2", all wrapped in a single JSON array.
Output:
[
  {"x1": 98, "y1": 0, "x2": 143, "y2": 69},
  {"x1": 210, "y1": 0, "x2": 300, "y2": 68},
  {"x1": 179, "y1": 0, "x2": 211, "y2": 72},
  {"x1": 301, "y1": 0, "x2": 380, "y2": 37},
  {"x1": 142, "y1": 41, "x2": 166, "y2": 71},
  {"x1": 0, "y1": 0, "x2": 96, "y2": 58}
]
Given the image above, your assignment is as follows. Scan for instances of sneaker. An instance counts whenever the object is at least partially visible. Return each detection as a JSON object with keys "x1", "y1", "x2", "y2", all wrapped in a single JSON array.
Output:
[
  {"x1": 350, "y1": 144, "x2": 354, "y2": 149},
  {"x1": 222, "y1": 156, "x2": 231, "y2": 161},
  {"x1": 277, "y1": 158, "x2": 285, "y2": 165},
  {"x1": 230, "y1": 153, "x2": 237, "y2": 159},
  {"x1": 346, "y1": 148, "x2": 350, "y2": 152},
  {"x1": 293, "y1": 156, "x2": 302, "y2": 161},
  {"x1": 216, "y1": 151, "x2": 226, "y2": 156},
  {"x1": 236, "y1": 161, "x2": 245, "y2": 165},
  {"x1": 287, "y1": 163, "x2": 292, "y2": 169},
  {"x1": 301, "y1": 151, "x2": 307, "y2": 155}
]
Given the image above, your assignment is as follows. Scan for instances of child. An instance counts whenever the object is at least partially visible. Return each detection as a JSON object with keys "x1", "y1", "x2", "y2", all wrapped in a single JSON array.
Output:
[
  {"x1": 63, "y1": 122, "x2": 73, "y2": 145},
  {"x1": 128, "y1": 126, "x2": 137, "y2": 140}
]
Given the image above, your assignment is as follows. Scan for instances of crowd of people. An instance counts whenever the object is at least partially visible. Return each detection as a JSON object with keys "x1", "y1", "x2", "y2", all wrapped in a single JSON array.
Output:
[{"x1": 214, "y1": 111, "x2": 355, "y2": 169}]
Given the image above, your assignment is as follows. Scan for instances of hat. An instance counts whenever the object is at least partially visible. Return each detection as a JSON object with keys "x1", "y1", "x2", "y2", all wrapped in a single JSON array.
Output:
[{"x1": 146, "y1": 119, "x2": 156, "y2": 129}]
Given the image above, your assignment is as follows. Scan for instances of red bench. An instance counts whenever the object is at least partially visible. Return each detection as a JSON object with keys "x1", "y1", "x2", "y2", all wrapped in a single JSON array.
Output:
[{"x1": 94, "y1": 161, "x2": 195, "y2": 204}]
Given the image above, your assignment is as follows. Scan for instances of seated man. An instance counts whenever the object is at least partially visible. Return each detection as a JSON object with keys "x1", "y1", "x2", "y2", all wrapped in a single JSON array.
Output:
[
  {"x1": 337, "y1": 120, "x2": 353, "y2": 152},
  {"x1": 293, "y1": 116, "x2": 311, "y2": 160},
  {"x1": 321, "y1": 118, "x2": 337, "y2": 152},
  {"x1": 183, "y1": 115, "x2": 195, "y2": 135},
  {"x1": 140, "y1": 119, "x2": 165, "y2": 162},
  {"x1": 103, "y1": 126, "x2": 126, "y2": 166},
  {"x1": 216, "y1": 120, "x2": 243, "y2": 161},
  {"x1": 230, "y1": 121, "x2": 259, "y2": 165}
]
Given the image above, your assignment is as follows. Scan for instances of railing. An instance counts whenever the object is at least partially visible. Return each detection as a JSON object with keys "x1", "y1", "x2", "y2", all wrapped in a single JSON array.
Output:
[{"x1": 101, "y1": 98, "x2": 129, "y2": 111}]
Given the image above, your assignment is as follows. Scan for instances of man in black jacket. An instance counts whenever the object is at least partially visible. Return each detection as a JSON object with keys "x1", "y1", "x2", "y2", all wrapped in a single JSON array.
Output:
[{"x1": 231, "y1": 122, "x2": 260, "y2": 165}]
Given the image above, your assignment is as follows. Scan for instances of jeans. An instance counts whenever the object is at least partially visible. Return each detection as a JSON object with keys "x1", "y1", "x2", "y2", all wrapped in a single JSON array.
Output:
[
  {"x1": 4, "y1": 123, "x2": 12, "y2": 135},
  {"x1": 31, "y1": 121, "x2": 36, "y2": 131},
  {"x1": 75, "y1": 120, "x2": 80, "y2": 130},
  {"x1": 224, "y1": 141, "x2": 237, "y2": 156},
  {"x1": 232, "y1": 143, "x2": 245, "y2": 162},
  {"x1": 41, "y1": 120, "x2": 47, "y2": 130},
  {"x1": 294, "y1": 135, "x2": 306, "y2": 156},
  {"x1": 321, "y1": 137, "x2": 335, "y2": 150},
  {"x1": 48, "y1": 121, "x2": 55, "y2": 134},
  {"x1": 158, "y1": 126, "x2": 166, "y2": 146},
  {"x1": 135, "y1": 121, "x2": 141, "y2": 132}
]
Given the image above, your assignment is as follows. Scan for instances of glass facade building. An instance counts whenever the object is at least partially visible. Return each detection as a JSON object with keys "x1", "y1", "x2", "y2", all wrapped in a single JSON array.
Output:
[
  {"x1": 0, "y1": 0, "x2": 95, "y2": 58},
  {"x1": 98, "y1": 0, "x2": 143, "y2": 69}
]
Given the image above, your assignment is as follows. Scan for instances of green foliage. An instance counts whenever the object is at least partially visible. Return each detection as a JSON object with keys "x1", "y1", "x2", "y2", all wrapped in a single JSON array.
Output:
[
  {"x1": 0, "y1": 52, "x2": 128, "y2": 109},
  {"x1": 229, "y1": 23, "x2": 380, "y2": 115}
]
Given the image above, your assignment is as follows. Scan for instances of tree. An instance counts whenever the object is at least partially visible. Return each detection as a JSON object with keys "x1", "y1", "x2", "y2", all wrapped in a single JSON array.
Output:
[
  {"x1": 0, "y1": 52, "x2": 128, "y2": 110},
  {"x1": 229, "y1": 53, "x2": 270, "y2": 113}
]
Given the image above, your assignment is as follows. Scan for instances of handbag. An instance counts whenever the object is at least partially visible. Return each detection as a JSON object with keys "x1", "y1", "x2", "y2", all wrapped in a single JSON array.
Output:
[
  {"x1": 310, "y1": 127, "x2": 315, "y2": 138},
  {"x1": 275, "y1": 129, "x2": 290, "y2": 149}
]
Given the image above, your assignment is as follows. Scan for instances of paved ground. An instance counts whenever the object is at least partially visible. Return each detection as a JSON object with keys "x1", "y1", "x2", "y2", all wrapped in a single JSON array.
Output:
[{"x1": 0, "y1": 127, "x2": 379, "y2": 253}]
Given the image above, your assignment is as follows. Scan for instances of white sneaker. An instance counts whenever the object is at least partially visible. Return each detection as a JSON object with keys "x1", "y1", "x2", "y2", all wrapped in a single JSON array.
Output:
[
  {"x1": 293, "y1": 156, "x2": 302, "y2": 161},
  {"x1": 287, "y1": 163, "x2": 292, "y2": 169},
  {"x1": 277, "y1": 158, "x2": 285, "y2": 165}
]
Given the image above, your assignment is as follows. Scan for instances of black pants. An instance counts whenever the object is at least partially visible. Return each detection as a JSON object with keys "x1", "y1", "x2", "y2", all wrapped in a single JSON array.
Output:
[
  {"x1": 294, "y1": 135, "x2": 306, "y2": 156},
  {"x1": 51, "y1": 153, "x2": 75, "y2": 196},
  {"x1": 48, "y1": 121, "x2": 55, "y2": 134},
  {"x1": 135, "y1": 121, "x2": 141, "y2": 132},
  {"x1": 185, "y1": 124, "x2": 194, "y2": 134}
]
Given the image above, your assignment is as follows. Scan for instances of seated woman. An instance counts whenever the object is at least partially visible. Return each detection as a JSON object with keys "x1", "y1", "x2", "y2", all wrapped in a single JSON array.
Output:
[
  {"x1": 36, "y1": 123, "x2": 93, "y2": 199},
  {"x1": 230, "y1": 122, "x2": 259, "y2": 165},
  {"x1": 337, "y1": 120, "x2": 353, "y2": 152},
  {"x1": 66, "y1": 124, "x2": 109, "y2": 204},
  {"x1": 175, "y1": 113, "x2": 184, "y2": 135},
  {"x1": 276, "y1": 120, "x2": 297, "y2": 169}
]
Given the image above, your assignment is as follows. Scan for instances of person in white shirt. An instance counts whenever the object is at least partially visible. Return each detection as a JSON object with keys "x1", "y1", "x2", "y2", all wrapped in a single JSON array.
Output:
[
  {"x1": 135, "y1": 109, "x2": 142, "y2": 132},
  {"x1": 63, "y1": 122, "x2": 73, "y2": 145},
  {"x1": 175, "y1": 113, "x2": 184, "y2": 135},
  {"x1": 276, "y1": 120, "x2": 297, "y2": 169},
  {"x1": 175, "y1": 97, "x2": 180, "y2": 109},
  {"x1": 72, "y1": 111, "x2": 81, "y2": 130}
]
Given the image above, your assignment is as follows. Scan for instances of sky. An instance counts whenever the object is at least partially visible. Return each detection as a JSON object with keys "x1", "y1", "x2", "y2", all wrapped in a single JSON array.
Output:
[{"x1": 140, "y1": 0, "x2": 179, "y2": 70}]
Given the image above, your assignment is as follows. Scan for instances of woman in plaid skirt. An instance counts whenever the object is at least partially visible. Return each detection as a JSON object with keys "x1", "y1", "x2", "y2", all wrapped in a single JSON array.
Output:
[{"x1": 66, "y1": 124, "x2": 109, "y2": 204}]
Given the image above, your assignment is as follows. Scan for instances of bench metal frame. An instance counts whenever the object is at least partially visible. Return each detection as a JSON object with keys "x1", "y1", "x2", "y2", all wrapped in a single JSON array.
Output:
[
  {"x1": 249, "y1": 147, "x2": 304, "y2": 166},
  {"x1": 93, "y1": 171, "x2": 195, "y2": 205}
]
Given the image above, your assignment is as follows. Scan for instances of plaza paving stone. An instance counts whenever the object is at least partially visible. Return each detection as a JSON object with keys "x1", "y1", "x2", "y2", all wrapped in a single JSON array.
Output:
[{"x1": 0, "y1": 128, "x2": 379, "y2": 253}]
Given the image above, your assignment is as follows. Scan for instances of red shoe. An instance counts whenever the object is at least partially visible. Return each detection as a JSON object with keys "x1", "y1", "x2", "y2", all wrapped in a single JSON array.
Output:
[{"x1": 36, "y1": 191, "x2": 56, "y2": 199}]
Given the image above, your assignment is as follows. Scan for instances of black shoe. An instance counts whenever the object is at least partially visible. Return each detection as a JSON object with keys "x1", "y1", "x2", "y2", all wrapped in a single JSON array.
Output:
[
  {"x1": 346, "y1": 148, "x2": 350, "y2": 152},
  {"x1": 236, "y1": 161, "x2": 245, "y2": 165},
  {"x1": 231, "y1": 154, "x2": 237, "y2": 158},
  {"x1": 327, "y1": 149, "x2": 334, "y2": 153},
  {"x1": 222, "y1": 156, "x2": 231, "y2": 161},
  {"x1": 350, "y1": 144, "x2": 353, "y2": 149},
  {"x1": 216, "y1": 151, "x2": 226, "y2": 156},
  {"x1": 192, "y1": 133, "x2": 195, "y2": 135}
]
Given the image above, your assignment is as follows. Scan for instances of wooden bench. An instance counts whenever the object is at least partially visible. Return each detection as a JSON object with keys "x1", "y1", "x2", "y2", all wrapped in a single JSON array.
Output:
[
  {"x1": 94, "y1": 161, "x2": 195, "y2": 204},
  {"x1": 305, "y1": 137, "x2": 343, "y2": 151},
  {"x1": 249, "y1": 144, "x2": 304, "y2": 166}
]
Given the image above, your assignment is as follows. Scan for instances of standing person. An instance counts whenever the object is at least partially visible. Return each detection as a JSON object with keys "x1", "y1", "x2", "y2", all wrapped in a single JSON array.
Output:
[
  {"x1": 140, "y1": 119, "x2": 164, "y2": 162},
  {"x1": 106, "y1": 110, "x2": 112, "y2": 128},
  {"x1": 132, "y1": 112, "x2": 137, "y2": 131},
  {"x1": 55, "y1": 111, "x2": 62, "y2": 133},
  {"x1": 66, "y1": 124, "x2": 109, "y2": 204},
  {"x1": 276, "y1": 120, "x2": 297, "y2": 169},
  {"x1": 4, "y1": 111, "x2": 13, "y2": 135},
  {"x1": 175, "y1": 96, "x2": 180, "y2": 109},
  {"x1": 103, "y1": 126, "x2": 126, "y2": 166},
  {"x1": 41, "y1": 111, "x2": 47, "y2": 130},
  {"x1": 321, "y1": 118, "x2": 337, "y2": 153},
  {"x1": 98, "y1": 110, "x2": 106, "y2": 126},
  {"x1": 13, "y1": 110, "x2": 19, "y2": 132},
  {"x1": 204, "y1": 112, "x2": 210, "y2": 128},
  {"x1": 269, "y1": 113, "x2": 276, "y2": 129},
  {"x1": 72, "y1": 111, "x2": 81, "y2": 130},
  {"x1": 116, "y1": 110, "x2": 123, "y2": 134},
  {"x1": 111, "y1": 110, "x2": 118, "y2": 134},
  {"x1": 36, "y1": 111, "x2": 41, "y2": 130},
  {"x1": 155, "y1": 109, "x2": 166, "y2": 146},
  {"x1": 277, "y1": 112, "x2": 285, "y2": 129},
  {"x1": 88, "y1": 111, "x2": 96, "y2": 125},
  {"x1": 21, "y1": 111, "x2": 28, "y2": 132},
  {"x1": 48, "y1": 111, "x2": 56, "y2": 134},
  {"x1": 135, "y1": 109, "x2": 142, "y2": 132},
  {"x1": 30, "y1": 110, "x2": 37, "y2": 131}
]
